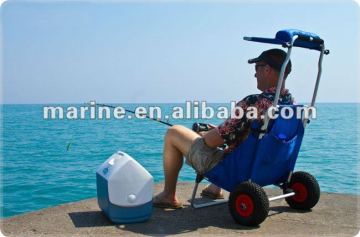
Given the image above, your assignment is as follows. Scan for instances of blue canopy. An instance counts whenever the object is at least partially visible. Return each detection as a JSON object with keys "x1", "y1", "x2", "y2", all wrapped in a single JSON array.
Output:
[{"x1": 244, "y1": 29, "x2": 324, "y2": 51}]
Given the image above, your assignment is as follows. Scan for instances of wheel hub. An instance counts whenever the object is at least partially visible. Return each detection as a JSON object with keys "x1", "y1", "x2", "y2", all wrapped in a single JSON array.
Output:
[
  {"x1": 235, "y1": 194, "x2": 254, "y2": 217},
  {"x1": 291, "y1": 182, "x2": 308, "y2": 202}
]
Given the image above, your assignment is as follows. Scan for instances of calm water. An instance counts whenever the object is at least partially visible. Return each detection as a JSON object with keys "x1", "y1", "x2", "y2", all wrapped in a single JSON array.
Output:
[{"x1": 1, "y1": 103, "x2": 359, "y2": 218}]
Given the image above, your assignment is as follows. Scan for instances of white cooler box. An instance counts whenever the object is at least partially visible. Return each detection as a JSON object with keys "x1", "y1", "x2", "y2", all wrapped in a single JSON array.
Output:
[{"x1": 96, "y1": 151, "x2": 153, "y2": 223}]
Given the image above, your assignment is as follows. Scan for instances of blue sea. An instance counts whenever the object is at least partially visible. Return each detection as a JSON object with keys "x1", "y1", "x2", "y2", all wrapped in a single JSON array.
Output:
[{"x1": 1, "y1": 103, "x2": 359, "y2": 218}]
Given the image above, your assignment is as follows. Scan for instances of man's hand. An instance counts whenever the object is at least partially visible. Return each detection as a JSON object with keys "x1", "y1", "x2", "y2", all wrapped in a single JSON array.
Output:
[
  {"x1": 196, "y1": 124, "x2": 217, "y2": 137},
  {"x1": 208, "y1": 124, "x2": 217, "y2": 129},
  {"x1": 197, "y1": 131, "x2": 207, "y2": 137},
  {"x1": 203, "y1": 128, "x2": 225, "y2": 148}
]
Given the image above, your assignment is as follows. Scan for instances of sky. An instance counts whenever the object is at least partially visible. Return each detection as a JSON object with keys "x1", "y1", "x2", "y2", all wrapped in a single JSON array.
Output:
[{"x1": 1, "y1": 0, "x2": 359, "y2": 104}]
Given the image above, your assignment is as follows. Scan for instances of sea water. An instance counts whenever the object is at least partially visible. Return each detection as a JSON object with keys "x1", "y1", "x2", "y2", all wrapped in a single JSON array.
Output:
[{"x1": 1, "y1": 103, "x2": 359, "y2": 218}]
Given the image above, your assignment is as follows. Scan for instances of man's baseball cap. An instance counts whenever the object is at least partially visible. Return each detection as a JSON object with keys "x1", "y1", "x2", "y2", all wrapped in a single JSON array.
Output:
[{"x1": 248, "y1": 48, "x2": 292, "y2": 74}]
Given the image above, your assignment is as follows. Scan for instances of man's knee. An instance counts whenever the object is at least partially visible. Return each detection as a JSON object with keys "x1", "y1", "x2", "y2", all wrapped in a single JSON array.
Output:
[{"x1": 166, "y1": 125, "x2": 185, "y2": 138}]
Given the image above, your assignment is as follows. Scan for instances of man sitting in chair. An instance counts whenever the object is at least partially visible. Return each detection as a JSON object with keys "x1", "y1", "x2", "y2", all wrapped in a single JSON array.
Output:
[{"x1": 153, "y1": 48, "x2": 294, "y2": 209}]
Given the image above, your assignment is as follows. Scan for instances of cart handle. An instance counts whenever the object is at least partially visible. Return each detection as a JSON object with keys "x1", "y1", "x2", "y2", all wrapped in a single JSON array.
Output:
[{"x1": 244, "y1": 29, "x2": 330, "y2": 53}]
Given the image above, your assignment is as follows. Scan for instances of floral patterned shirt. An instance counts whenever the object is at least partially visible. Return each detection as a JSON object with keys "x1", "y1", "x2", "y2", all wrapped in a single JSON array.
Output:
[{"x1": 216, "y1": 87, "x2": 294, "y2": 153}]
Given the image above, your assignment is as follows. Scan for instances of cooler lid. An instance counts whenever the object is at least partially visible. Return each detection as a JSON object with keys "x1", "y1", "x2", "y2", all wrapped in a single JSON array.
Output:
[{"x1": 105, "y1": 151, "x2": 154, "y2": 207}]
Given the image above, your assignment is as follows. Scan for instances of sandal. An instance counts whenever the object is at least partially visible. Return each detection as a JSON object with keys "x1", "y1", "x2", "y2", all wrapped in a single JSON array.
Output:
[
  {"x1": 200, "y1": 189, "x2": 224, "y2": 200},
  {"x1": 153, "y1": 196, "x2": 183, "y2": 209}
]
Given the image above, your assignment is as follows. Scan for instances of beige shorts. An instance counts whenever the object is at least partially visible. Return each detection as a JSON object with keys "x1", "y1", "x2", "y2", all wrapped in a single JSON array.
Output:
[{"x1": 185, "y1": 137, "x2": 225, "y2": 175}]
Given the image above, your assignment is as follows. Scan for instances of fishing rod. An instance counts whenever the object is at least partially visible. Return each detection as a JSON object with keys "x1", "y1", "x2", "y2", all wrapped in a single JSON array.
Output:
[
  {"x1": 95, "y1": 103, "x2": 174, "y2": 127},
  {"x1": 67, "y1": 102, "x2": 172, "y2": 151},
  {"x1": 95, "y1": 102, "x2": 210, "y2": 132},
  {"x1": 68, "y1": 102, "x2": 205, "y2": 151},
  {"x1": 65, "y1": 102, "x2": 213, "y2": 151}
]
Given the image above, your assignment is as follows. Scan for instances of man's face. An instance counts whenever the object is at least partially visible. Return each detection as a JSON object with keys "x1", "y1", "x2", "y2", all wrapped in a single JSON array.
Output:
[{"x1": 254, "y1": 62, "x2": 270, "y2": 91}]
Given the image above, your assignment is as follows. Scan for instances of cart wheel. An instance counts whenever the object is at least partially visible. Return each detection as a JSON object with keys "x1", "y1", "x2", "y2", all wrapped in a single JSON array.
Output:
[
  {"x1": 284, "y1": 171, "x2": 320, "y2": 210},
  {"x1": 229, "y1": 181, "x2": 269, "y2": 226}
]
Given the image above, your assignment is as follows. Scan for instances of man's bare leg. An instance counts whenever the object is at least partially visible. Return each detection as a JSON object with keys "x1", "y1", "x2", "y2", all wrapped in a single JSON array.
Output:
[
  {"x1": 154, "y1": 125, "x2": 200, "y2": 205},
  {"x1": 203, "y1": 183, "x2": 223, "y2": 196}
]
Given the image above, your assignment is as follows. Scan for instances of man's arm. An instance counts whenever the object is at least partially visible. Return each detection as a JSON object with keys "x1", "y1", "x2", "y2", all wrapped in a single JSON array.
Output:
[
  {"x1": 203, "y1": 129, "x2": 224, "y2": 148},
  {"x1": 203, "y1": 96, "x2": 253, "y2": 149}
]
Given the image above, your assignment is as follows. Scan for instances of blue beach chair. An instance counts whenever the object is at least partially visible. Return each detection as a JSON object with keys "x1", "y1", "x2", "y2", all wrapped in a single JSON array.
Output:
[{"x1": 190, "y1": 29, "x2": 330, "y2": 226}]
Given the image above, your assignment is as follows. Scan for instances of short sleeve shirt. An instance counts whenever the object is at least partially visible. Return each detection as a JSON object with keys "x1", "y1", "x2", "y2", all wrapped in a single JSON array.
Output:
[{"x1": 216, "y1": 87, "x2": 294, "y2": 153}]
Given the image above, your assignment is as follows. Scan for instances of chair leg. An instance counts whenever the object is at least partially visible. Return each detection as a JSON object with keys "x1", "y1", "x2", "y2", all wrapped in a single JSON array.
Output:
[
  {"x1": 190, "y1": 174, "x2": 228, "y2": 209},
  {"x1": 190, "y1": 174, "x2": 204, "y2": 208}
]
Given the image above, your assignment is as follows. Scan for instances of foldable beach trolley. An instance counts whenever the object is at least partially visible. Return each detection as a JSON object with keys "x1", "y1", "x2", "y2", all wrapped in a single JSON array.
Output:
[{"x1": 190, "y1": 29, "x2": 330, "y2": 226}]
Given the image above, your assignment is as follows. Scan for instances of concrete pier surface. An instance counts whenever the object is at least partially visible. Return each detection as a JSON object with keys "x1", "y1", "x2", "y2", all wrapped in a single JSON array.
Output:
[{"x1": 1, "y1": 182, "x2": 359, "y2": 236}]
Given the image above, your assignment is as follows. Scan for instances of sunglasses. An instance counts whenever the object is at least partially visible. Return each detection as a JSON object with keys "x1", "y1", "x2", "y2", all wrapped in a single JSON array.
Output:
[{"x1": 255, "y1": 64, "x2": 267, "y2": 71}]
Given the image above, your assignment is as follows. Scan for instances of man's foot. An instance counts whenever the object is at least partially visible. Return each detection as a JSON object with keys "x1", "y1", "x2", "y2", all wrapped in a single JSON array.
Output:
[
  {"x1": 153, "y1": 192, "x2": 183, "y2": 209},
  {"x1": 200, "y1": 185, "x2": 224, "y2": 200}
]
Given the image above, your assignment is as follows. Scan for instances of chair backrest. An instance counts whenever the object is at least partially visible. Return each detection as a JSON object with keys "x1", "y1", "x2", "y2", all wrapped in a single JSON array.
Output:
[
  {"x1": 205, "y1": 105, "x2": 306, "y2": 192},
  {"x1": 249, "y1": 105, "x2": 305, "y2": 186}
]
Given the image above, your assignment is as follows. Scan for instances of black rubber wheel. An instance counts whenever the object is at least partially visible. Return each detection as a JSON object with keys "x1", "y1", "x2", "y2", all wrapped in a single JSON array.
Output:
[
  {"x1": 228, "y1": 181, "x2": 269, "y2": 226},
  {"x1": 284, "y1": 171, "x2": 320, "y2": 210}
]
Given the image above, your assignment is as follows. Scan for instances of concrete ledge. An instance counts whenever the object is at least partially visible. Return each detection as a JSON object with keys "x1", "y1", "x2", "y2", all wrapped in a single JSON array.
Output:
[{"x1": 1, "y1": 182, "x2": 359, "y2": 236}]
